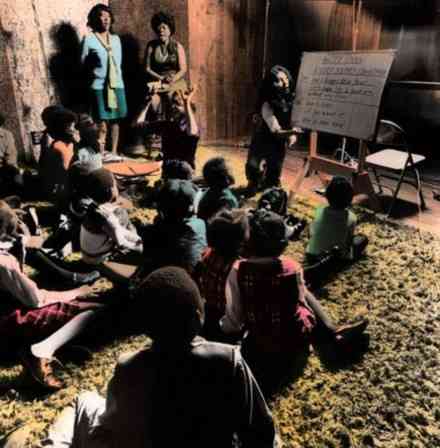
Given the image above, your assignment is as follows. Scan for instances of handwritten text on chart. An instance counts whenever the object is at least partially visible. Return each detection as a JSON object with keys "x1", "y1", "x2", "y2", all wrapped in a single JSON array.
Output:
[{"x1": 292, "y1": 51, "x2": 395, "y2": 140}]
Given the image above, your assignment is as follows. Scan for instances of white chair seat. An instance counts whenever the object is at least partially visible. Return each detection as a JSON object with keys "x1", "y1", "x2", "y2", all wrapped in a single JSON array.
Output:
[{"x1": 366, "y1": 149, "x2": 425, "y2": 170}]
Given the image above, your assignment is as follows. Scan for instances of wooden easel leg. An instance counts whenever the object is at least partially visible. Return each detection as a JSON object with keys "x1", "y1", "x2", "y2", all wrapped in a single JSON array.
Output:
[
  {"x1": 353, "y1": 171, "x2": 382, "y2": 212},
  {"x1": 288, "y1": 157, "x2": 310, "y2": 206}
]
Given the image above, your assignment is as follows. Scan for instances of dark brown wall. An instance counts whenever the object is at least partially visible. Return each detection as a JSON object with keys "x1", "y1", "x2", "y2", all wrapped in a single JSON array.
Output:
[
  {"x1": 266, "y1": 0, "x2": 440, "y2": 158},
  {"x1": 188, "y1": 0, "x2": 266, "y2": 141}
]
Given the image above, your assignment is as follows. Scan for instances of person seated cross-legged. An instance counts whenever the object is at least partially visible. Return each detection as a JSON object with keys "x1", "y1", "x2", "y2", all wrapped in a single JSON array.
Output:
[
  {"x1": 36, "y1": 267, "x2": 279, "y2": 448},
  {"x1": 222, "y1": 210, "x2": 368, "y2": 390}
]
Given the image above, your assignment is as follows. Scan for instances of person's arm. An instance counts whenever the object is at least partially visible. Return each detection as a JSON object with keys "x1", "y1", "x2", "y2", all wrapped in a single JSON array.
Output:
[
  {"x1": 44, "y1": 402, "x2": 77, "y2": 447},
  {"x1": 102, "y1": 211, "x2": 143, "y2": 254},
  {"x1": 220, "y1": 261, "x2": 244, "y2": 334},
  {"x1": 80, "y1": 37, "x2": 90, "y2": 65},
  {"x1": 0, "y1": 252, "x2": 88, "y2": 308},
  {"x1": 52, "y1": 142, "x2": 73, "y2": 171},
  {"x1": 261, "y1": 102, "x2": 297, "y2": 139},
  {"x1": 171, "y1": 42, "x2": 187, "y2": 83},
  {"x1": 182, "y1": 88, "x2": 199, "y2": 136},
  {"x1": 145, "y1": 43, "x2": 164, "y2": 81},
  {"x1": 233, "y1": 348, "x2": 278, "y2": 447},
  {"x1": 133, "y1": 101, "x2": 153, "y2": 127},
  {"x1": 4, "y1": 130, "x2": 18, "y2": 167}
]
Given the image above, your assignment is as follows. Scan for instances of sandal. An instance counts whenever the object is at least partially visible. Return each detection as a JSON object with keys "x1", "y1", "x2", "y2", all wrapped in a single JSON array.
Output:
[{"x1": 19, "y1": 348, "x2": 64, "y2": 391}]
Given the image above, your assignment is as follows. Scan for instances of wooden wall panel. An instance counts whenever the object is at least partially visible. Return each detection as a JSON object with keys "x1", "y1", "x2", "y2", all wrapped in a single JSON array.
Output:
[{"x1": 188, "y1": 0, "x2": 266, "y2": 142}]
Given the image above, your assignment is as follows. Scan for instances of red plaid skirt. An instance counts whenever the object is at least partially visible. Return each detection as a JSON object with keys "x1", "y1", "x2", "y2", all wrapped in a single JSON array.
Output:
[{"x1": 0, "y1": 300, "x2": 101, "y2": 357}]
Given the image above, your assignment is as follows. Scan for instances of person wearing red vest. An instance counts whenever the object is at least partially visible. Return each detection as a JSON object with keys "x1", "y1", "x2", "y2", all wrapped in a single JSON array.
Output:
[
  {"x1": 196, "y1": 209, "x2": 249, "y2": 341},
  {"x1": 222, "y1": 210, "x2": 368, "y2": 388}
]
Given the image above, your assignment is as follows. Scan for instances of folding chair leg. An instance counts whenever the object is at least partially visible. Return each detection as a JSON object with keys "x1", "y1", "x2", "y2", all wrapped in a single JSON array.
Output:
[
  {"x1": 413, "y1": 167, "x2": 426, "y2": 210},
  {"x1": 387, "y1": 166, "x2": 407, "y2": 216},
  {"x1": 372, "y1": 167, "x2": 384, "y2": 194}
]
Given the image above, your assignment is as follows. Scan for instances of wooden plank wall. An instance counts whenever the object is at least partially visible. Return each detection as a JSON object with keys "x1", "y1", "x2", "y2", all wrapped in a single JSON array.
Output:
[{"x1": 188, "y1": 0, "x2": 266, "y2": 142}]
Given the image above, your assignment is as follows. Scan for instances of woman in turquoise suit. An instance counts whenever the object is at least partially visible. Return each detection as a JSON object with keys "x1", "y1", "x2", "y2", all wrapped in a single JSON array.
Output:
[{"x1": 81, "y1": 3, "x2": 127, "y2": 154}]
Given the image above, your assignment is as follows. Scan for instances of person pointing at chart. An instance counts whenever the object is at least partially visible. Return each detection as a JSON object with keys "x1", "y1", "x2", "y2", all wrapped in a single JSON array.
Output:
[{"x1": 245, "y1": 65, "x2": 301, "y2": 196}]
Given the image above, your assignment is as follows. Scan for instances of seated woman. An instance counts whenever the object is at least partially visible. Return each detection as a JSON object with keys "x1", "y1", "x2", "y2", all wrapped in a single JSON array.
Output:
[
  {"x1": 222, "y1": 209, "x2": 368, "y2": 387},
  {"x1": 196, "y1": 209, "x2": 249, "y2": 341},
  {"x1": 145, "y1": 11, "x2": 188, "y2": 119},
  {"x1": 134, "y1": 87, "x2": 199, "y2": 170},
  {"x1": 197, "y1": 157, "x2": 239, "y2": 222},
  {"x1": 80, "y1": 168, "x2": 143, "y2": 284}
]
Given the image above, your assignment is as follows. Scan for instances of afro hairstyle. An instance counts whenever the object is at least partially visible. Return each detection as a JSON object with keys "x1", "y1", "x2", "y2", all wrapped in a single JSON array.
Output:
[
  {"x1": 151, "y1": 11, "x2": 176, "y2": 35},
  {"x1": 133, "y1": 266, "x2": 204, "y2": 341},
  {"x1": 45, "y1": 107, "x2": 77, "y2": 140}
]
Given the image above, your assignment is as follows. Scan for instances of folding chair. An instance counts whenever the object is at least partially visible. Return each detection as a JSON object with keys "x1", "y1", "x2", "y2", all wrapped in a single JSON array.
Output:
[{"x1": 366, "y1": 119, "x2": 426, "y2": 215}]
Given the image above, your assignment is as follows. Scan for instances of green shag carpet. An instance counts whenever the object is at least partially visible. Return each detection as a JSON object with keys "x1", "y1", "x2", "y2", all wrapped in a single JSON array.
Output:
[{"x1": 1, "y1": 146, "x2": 440, "y2": 447}]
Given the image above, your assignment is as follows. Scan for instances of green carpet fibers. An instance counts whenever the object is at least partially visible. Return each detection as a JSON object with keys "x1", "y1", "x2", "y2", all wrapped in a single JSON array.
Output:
[{"x1": 1, "y1": 146, "x2": 440, "y2": 447}]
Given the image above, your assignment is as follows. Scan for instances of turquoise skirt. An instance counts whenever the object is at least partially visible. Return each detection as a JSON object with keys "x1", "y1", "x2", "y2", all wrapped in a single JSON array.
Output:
[{"x1": 90, "y1": 88, "x2": 127, "y2": 121}]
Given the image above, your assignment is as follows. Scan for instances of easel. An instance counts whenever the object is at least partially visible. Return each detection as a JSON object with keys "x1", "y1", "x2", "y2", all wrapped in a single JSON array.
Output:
[
  {"x1": 289, "y1": 0, "x2": 382, "y2": 211},
  {"x1": 289, "y1": 132, "x2": 381, "y2": 211}
]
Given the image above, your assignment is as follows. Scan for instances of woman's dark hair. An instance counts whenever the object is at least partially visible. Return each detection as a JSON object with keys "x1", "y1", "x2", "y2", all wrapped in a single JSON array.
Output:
[
  {"x1": 257, "y1": 65, "x2": 294, "y2": 112},
  {"x1": 0, "y1": 113, "x2": 5, "y2": 127},
  {"x1": 151, "y1": 11, "x2": 176, "y2": 35},
  {"x1": 325, "y1": 176, "x2": 354, "y2": 210},
  {"x1": 248, "y1": 209, "x2": 288, "y2": 257},
  {"x1": 207, "y1": 209, "x2": 249, "y2": 258},
  {"x1": 46, "y1": 108, "x2": 78, "y2": 141},
  {"x1": 202, "y1": 157, "x2": 234, "y2": 189},
  {"x1": 87, "y1": 4, "x2": 114, "y2": 31},
  {"x1": 85, "y1": 168, "x2": 115, "y2": 204}
]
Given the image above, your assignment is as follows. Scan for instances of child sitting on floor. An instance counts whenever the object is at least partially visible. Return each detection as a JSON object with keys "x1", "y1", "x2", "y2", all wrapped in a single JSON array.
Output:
[
  {"x1": 38, "y1": 107, "x2": 79, "y2": 208},
  {"x1": 80, "y1": 168, "x2": 143, "y2": 283},
  {"x1": 222, "y1": 209, "x2": 368, "y2": 386},
  {"x1": 19, "y1": 267, "x2": 277, "y2": 448},
  {"x1": 134, "y1": 179, "x2": 207, "y2": 283},
  {"x1": 0, "y1": 206, "x2": 94, "y2": 311},
  {"x1": 306, "y1": 176, "x2": 368, "y2": 264},
  {"x1": 196, "y1": 208, "x2": 249, "y2": 340},
  {"x1": 197, "y1": 157, "x2": 239, "y2": 222},
  {"x1": 256, "y1": 186, "x2": 306, "y2": 241}
]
